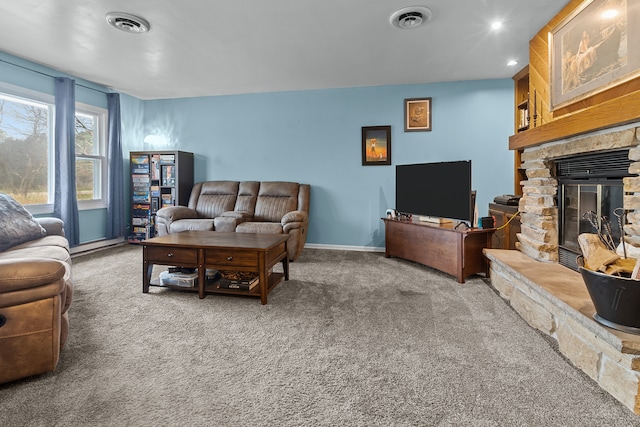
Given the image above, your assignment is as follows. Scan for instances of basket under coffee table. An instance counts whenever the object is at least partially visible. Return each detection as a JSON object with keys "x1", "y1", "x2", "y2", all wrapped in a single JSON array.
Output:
[{"x1": 142, "y1": 231, "x2": 289, "y2": 305}]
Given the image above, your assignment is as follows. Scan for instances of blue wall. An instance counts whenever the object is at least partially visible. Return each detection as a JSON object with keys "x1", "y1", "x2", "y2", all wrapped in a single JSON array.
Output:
[
  {"x1": 142, "y1": 80, "x2": 515, "y2": 248},
  {"x1": 0, "y1": 52, "x2": 108, "y2": 108},
  {"x1": 0, "y1": 50, "x2": 516, "y2": 249},
  {"x1": 0, "y1": 52, "x2": 112, "y2": 244}
]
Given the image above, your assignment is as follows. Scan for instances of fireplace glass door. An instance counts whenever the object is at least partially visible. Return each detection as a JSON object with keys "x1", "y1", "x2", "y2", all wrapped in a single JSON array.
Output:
[{"x1": 559, "y1": 181, "x2": 624, "y2": 270}]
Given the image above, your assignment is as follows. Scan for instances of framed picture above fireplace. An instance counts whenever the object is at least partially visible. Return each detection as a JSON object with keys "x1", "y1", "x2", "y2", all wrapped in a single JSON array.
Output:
[{"x1": 550, "y1": 0, "x2": 640, "y2": 111}]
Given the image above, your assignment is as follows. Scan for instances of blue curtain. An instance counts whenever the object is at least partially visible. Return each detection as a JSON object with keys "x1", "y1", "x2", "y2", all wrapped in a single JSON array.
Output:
[
  {"x1": 53, "y1": 77, "x2": 80, "y2": 246},
  {"x1": 105, "y1": 93, "x2": 125, "y2": 239}
]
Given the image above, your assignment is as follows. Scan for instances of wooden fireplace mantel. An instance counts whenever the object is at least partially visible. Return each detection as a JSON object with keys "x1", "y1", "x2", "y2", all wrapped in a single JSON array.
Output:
[{"x1": 509, "y1": 88, "x2": 640, "y2": 151}]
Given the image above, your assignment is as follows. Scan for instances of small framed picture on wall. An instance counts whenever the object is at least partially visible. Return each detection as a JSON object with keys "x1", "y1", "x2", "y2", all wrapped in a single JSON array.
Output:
[
  {"x1": 404, "y1": 98, "x2": 432, "y2": 132},
  {"x1": 362, "y1": 126, "x2": 391, "y2": 166}
]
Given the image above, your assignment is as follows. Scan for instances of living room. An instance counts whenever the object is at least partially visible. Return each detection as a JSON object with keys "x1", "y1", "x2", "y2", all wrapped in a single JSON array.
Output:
[
  {"x1": 0, "y1": 2, "x2": 543, "y2": 250},
  {"x1": 4, "y1": 0, "x2": 640, "y2": 425}
]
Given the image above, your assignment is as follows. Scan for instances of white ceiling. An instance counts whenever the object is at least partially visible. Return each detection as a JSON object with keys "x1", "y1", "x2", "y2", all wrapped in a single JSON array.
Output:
[{"x1": 0, "y1": 0, "x2": 570, "y2": 100}]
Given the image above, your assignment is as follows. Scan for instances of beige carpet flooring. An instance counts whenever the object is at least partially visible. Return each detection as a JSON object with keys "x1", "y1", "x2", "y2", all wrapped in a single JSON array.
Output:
[{"x1": 1, "y1": 244, "x2": 639, "y2": 426}]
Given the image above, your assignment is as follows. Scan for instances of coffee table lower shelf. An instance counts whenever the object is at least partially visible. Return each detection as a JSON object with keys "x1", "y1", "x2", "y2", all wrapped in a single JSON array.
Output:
[{"x1": 148, "y1": 272, "x2": 285, "y2": 298}]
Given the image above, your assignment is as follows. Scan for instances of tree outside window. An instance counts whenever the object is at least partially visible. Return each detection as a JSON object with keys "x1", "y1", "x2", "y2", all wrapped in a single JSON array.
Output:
[
  {"x1": 74, "y1": 105, "x2": 107, "y2": 208},
  {"x1": 0, "y1": 88, "x2": 107, "y2": 210},
  {"x1": 0, "y1": 94, "x2": 50, "y2": 205},
  {"x1": 75, "y1": 113, "x2": 98, "y2": 200}
]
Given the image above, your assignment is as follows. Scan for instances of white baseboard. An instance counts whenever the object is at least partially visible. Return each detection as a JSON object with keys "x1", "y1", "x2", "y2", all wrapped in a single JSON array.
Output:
[
  {"x1": 71, "y1": 237, "x2": 126, "y2": 256},
  {"x1": 304, "y1": 243, "x2": 385, "y2": 253}
]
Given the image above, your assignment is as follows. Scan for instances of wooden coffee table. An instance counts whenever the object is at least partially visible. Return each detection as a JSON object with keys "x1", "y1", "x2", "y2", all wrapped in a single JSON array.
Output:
[{"x1": 142, "y1": 231, "x2": 289, "y2": 304}]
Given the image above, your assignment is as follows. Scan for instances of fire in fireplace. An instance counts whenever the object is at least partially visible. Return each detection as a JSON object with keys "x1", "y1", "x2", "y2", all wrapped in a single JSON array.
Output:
[{"x1": 557, "y1": 150, "x2": 631, "y2": 271}]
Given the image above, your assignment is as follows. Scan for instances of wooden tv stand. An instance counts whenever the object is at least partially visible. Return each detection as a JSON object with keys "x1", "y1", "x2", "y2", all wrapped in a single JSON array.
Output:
[{"x1": 382, "y1": 218, "x2": 494, "y2": 283}]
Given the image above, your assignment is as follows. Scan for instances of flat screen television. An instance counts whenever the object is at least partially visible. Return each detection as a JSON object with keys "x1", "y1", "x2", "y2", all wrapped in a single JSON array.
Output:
[{"x1": 396, "y1": 160, "x2": 474, "y2": 224}]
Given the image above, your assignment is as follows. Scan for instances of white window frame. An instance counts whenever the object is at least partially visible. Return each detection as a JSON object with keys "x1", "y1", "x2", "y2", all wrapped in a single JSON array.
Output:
[
  {"x1": 75, "y1": 102, "x2": 108, "y2": 211},
  {"x1": 0, "y1": 82, "x2": 55, "y2": 215},
  {"x1": 0, "y1": 82, "x2": 108, "y2": 214}
]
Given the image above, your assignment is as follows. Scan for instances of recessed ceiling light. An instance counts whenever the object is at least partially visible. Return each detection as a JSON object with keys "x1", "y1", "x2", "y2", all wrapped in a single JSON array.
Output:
[
  {"x1": 491, "y1": 21, "x2": 503, "y2": 30},
  {"x1": 390, "y1": 6, "x2": 432, "y2": 29},
  {"x1": 507, "y1": 60, "x2": 518, "y2": 66},
  {"x1": 105, "y1": 12, "x2": 150, "y2": 34}
]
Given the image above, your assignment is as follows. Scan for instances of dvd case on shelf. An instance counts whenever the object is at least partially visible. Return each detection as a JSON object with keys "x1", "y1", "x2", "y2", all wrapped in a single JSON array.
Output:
[{"x1": 128, "y1": 151, "x2": 193, "y2": 243}]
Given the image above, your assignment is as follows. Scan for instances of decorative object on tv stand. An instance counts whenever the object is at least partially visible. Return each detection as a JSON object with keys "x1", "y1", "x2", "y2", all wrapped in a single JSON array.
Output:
[
  {"x1": 404, "y1": 98, "x2": 432, "y2": 132},
  {"x1": 550, "y1": 0, "x2": 639, "y2": 111},
  {"x1": 362, "y1": 126, "x2": 391, "y2": 166}
]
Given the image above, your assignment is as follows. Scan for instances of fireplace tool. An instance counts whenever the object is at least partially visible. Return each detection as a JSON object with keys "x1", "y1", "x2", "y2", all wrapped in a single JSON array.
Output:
[
  {"x1": 582, "y1": 211, "x2": 616, "y2": 252},
  {"x1": 614, "y1": 207, "x2": 627, "y2": 259}
]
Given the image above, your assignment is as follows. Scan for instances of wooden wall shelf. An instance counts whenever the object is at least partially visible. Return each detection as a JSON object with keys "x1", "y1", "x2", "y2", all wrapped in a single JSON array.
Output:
[{"x1": 509, "y1": 89, "x2": 640, "y2": 151}]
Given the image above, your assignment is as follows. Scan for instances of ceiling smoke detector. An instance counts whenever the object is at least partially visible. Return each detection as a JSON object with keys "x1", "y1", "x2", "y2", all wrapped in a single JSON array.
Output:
[
  {"x1": 390, "y1": 6, "x2": 432, "y2": 29},
  {"x1": 105, "y1": 12, "x2": 150, "y2": 34}
]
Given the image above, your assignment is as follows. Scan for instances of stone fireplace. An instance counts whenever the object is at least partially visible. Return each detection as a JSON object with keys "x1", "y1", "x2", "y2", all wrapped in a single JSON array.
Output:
[
  {"x1": 484, "y1": 123, "x2": 640, "y2": 415},
  {"x1": 517, "y1": 124, "x2": 640, "y2": 263},
  {"x1": 556, "y1": 150, "x2": 629, "y2": 271}
]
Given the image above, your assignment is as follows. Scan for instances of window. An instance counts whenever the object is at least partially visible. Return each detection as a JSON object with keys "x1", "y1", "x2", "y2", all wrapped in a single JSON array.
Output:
[
  {"x1": 0, "y1": 87, "x2": 53, "y2": 209},
  {"x1": 0, "y1": 83, "x2": 107, "y2": 213},
  {"x1": 75, "y1": 104, "x2": 107, "y2": 209}
]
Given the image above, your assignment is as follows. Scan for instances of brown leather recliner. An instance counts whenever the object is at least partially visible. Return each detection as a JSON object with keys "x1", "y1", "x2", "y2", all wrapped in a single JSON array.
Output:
[
  {"x1": 0, "y1": 217, "x2": 73, "y2": 384},
  {"x1": 155, "y1": 181, "x2": 310, "y2": 261}
]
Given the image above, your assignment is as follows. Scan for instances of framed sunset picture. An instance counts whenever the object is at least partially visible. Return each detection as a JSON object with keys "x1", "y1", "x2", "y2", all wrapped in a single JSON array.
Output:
[{"x1": 362, "y1": 126, "x2": 391, "y2": 166}]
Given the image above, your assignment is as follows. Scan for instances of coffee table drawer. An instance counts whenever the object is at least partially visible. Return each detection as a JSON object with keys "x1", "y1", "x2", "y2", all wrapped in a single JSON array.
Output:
[
  {"x1": 206, "y1": 249, "x2": 258, "y2": 268},
  {"x1": 146, "y1": 247, "x2": 198, "y2": 264}
]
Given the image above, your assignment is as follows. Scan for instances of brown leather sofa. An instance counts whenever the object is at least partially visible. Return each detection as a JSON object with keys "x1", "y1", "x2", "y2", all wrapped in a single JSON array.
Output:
[
  {"x1": 0, "y1": 217, "x2": 73, "y2": 384},
  {"x1": 155, "y1": 181, "x2": 310, "y2": 261}
]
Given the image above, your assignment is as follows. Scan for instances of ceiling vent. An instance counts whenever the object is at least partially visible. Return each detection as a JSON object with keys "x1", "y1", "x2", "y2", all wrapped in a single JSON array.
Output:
[
  {"x1": 390, "y1": 6, "x2": 432, "y2": 29},
  {"x1": 105, "y1": 12, "x2": 150, "y2": 34}
]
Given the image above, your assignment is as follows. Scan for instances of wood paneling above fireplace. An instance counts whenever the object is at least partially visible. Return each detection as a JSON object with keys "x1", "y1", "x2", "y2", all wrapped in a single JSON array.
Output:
[{"x1": 510, "y1": 0, "x2": 640, "y2": 151}]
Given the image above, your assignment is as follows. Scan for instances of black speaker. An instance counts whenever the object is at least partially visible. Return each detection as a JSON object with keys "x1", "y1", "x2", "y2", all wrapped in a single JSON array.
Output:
[{"x1": 480, "y1": 216, "x2": 494, "y2": 229}]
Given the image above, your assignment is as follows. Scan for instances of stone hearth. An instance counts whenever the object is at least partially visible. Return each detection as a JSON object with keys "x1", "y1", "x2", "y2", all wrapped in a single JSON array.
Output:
[{"x1": 485, "y1": 249, "x2": 640, "y2": 414}]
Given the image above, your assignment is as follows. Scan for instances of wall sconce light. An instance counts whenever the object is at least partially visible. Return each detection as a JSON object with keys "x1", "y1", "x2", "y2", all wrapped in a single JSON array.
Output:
[{"x1": 143, "y1": 135, "x2": 169, "y2": 147}]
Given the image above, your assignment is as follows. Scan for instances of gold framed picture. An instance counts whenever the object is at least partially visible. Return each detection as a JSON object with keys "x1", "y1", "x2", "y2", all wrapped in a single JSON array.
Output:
[
  {"x1": 404, "y1": 98, "x2": 432, "y2": 132},
  {"x1": 550, "y1": 0, "x2": 640, "y2": 111}
]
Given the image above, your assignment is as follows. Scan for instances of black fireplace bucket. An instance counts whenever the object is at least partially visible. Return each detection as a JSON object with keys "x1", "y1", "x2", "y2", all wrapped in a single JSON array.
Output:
[{"x1": 579, "y1": 266, "x2": 640, "y2": 334}]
